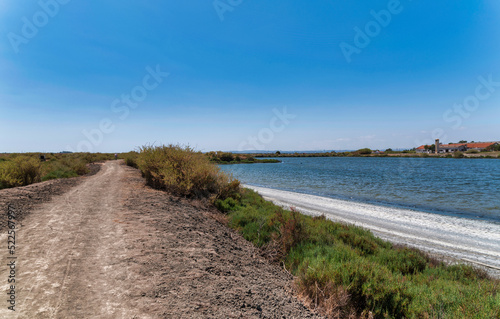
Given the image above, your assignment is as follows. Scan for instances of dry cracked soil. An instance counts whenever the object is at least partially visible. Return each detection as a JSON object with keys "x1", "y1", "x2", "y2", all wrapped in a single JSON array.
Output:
[{"x1": 0, "y1": 160, "x2": 323, "y2": 319}]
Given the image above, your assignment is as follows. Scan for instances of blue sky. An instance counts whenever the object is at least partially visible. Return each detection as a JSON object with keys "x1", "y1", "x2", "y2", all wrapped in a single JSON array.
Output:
[{"x1": 1, "y1": 0, "x2": 499, "y2": 152}]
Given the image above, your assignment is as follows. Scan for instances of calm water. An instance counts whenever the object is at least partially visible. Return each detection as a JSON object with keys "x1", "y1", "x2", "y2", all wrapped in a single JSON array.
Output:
[{"x1": 219, "y1": 157, "x2": 500, "y2": 223}]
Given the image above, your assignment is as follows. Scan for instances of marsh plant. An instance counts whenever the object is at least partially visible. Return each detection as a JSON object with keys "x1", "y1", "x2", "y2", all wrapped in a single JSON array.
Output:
[
  {"x1": 217, "y1": 189, "x2": 500, "y2": 318},
  {"x1": 0, "y1": 152, "x2": 114, "y2": 189},
  {"x1": 135, "y1": 144, "x2": 240, "y2": 200}
]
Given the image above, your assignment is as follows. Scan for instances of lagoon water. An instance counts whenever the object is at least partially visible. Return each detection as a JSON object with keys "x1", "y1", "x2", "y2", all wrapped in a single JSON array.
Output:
[{"x1": 219, "y1": 157, "x2": 500, "y2": 223}]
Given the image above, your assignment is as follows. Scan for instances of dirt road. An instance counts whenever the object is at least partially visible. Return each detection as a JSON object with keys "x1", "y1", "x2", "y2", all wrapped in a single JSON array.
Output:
[{"x1": 1, "y1": 161, "x2": 321, "y2": 318}]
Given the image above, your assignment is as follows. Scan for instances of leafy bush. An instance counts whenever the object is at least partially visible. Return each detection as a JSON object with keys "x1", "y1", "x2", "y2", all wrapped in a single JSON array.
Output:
[
  {"x1": 376, "y1": 246, "x2": 428, "y2": 275},
  {"x1": 42, "y1": 167, "x2": 78, "y2": 181},
  {"x1": 0, "y1": 156, "x2": 42, "y2": 188},
  {"x1": 42, "y1": 153, "x2": 104, "y2": 180},
  {"x1": 137, "y1": 144, "x2": 240, "y2": 199},
  {"x1": 269, "y1": 208, "x2": 309, "y2": 260},
  {"x1": 59, "y1": 156, "x2": 89, "y2": 175},
  {"x1": 486, "y1": 144, "x2": 500, "y2": 151},
  {"x1": 219, "y1": 152, "x2": 234, "y2": 162},
  {"x1": 126, "y1": 157, "x2": 138, "y2": 168},
  {"x1": 453, "y1": 151, "x2": 465, "y2": 158},
  {"x1": 121, "y1": 151, "x2": 139, "y2": 168},
  {"x1": 215, "y1": 197, "x2": 239, "y2": 213},
  {"x1": 466, "y1": 149, "x2": 479, "y2": 154},
  {"x1": 216, "y1": 173, "x2": 241, "y2": 201},
  {"x1": 0, "y1": 152, "x2": 119, "y2": 189},
  {"x1": 357, "y1": 148, "x2": 372, "y2": 155}
]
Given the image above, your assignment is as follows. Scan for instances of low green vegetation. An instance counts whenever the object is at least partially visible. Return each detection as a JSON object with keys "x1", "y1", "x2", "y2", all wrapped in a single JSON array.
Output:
[
  {"x1": 453, "y1": 151, "x2": 465, "y2": 158},
  {"x1": 120, "y1": 151, "x2": 140, "y2": 168},
  {"x1": 216, "y1": 190, "x2": 500, "y2": 318},
  {"x1": 0, "y1": 152, "x2": 114, "y2": 189},
  {"x1": 206, "y1": 151, "x2": 280, "y2": 164},
  {"x1": 246, "y1": 151, "x2": 371, "y2": 158},
  {"x1": 356, "y1": 148, "x2": 372, "y2": 155},
  {"x1": 0, "y1": 155, "x2": 42, "y2": 188},
  {"x1": 244, "y1": 149, "x2": 426, "y2": 158}
]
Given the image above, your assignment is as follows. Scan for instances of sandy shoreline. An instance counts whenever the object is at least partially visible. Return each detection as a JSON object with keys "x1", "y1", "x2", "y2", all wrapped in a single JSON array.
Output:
[{"x1": 244, "y1": 184, "x2": 500, "y2": 278}]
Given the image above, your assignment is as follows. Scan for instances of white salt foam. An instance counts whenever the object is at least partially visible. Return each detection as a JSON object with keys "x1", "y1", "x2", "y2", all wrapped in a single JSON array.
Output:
[{"x1": 244, "y1": 184, "x2": 500, "y2": 277}]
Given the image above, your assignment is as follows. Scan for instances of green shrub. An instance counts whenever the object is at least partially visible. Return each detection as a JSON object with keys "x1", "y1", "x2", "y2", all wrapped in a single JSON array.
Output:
[
  {"x1": 219, "y1": 152, "x2": 234, "y2": 162},
  {"x1": 453, "y1": 151, "x2": 465, "y2": 158},
  {"x1": 120, "y1": 151, "x2": 139, "y2": 168},
  {"x1": 216, "y1": 174, "x2": 241, "y2": 201},
  {"x1": 59, "y1": 156, "x2": 89, "y2": 175},
  {"x1": 272, "y1": 208, "x2": 309, "y2": 258},
  {"x1": 229, "y1": 206, "x2": 278, "y2": 247},
  {"x1": 125, "y1": 157, "x2": 138, "y2": 168},
  {"x1": 72, "y1": 160, "x2": 90, "y2": 175},
  {"x1": 466, "y1": 149, "x2": 479, "y2": 154},
  {"x1": 0, "y1": 152, "x2": 120, "y2": 189},
  {"x1": 293, "y1": 247, "x2": 411, "y2": 318},
  {"x1": 137, "y1": 144, "x2": 240, "y2": 199},
  {"x1": 77, "y1": 152, "x2": 113, "y2": 163},
  {"x1": 42, "y1": 153, "x2": 102, "y2": 180},
  {"x1": 42, "y1": 168, "x2": 78, "y2": 181},
  {"x1": 215, "y1": 197, "x2": 239, "y2": 213},
  {"x1": 0, "y1": 156, "x2": 42, "y2": 188},
  {"x1": 357, "y1": 148, "x2": 372, "y2": 155},
  {"x1": 376, "y1": 247, "x2": 428, "y2": 275},
  {"x1": 0, "y1": 162, "x2": 21, "y2": 189}
]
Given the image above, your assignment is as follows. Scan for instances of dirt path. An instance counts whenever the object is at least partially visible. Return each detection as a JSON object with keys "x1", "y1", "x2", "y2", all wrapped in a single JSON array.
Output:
[
  {"x1": 1, "y1": 161, "x2": 321, "y2": 318},
  {"x1": 0, "y1": 161, "x2": 148, "y2": 318}
]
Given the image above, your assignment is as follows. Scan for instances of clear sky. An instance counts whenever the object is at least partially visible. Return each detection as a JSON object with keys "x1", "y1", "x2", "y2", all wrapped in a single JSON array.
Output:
[{"x1": 1, "y1": 0, "x2": 499, "y2": 152}]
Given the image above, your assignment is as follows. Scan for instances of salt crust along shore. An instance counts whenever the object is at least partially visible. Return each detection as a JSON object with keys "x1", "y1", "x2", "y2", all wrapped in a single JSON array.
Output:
[{"x1": 243, "y1": 184, "x2": 500, "y2": 278}]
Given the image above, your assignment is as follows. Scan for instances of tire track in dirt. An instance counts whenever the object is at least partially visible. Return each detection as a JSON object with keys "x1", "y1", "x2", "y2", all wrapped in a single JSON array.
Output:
[{"x1": 0, "y1": 161, "x2": 150, "y2": 318}]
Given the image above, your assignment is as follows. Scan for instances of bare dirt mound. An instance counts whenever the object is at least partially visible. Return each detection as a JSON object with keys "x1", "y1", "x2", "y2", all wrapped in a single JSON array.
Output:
[
  {"x1": 0, "y1": 161, "x2": 322, "y2": 318},
  {"x1": 120, "y1": 164, "x2": 323, "y2": 318}
]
